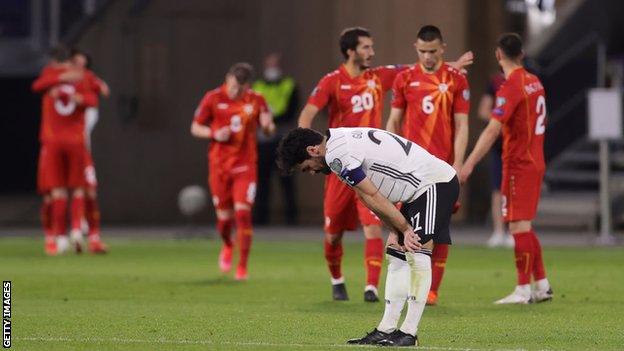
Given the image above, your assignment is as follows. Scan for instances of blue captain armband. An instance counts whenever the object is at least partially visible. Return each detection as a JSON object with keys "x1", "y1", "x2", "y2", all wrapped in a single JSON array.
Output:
[{"x1": 339, "y1": 166, "x2": 366, "y2": 187}]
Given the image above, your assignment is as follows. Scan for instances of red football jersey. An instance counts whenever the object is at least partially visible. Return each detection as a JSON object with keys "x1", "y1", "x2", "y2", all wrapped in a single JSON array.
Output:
[
  {"x1": 32, "y1": 65, "x2": 98, "y2": 144},
  {"x1": 307, "y1": 64, "x2": 406, "y2": 128},
  {"x1": 491, "y1": 67, "x2": 546, "y2": 172},
  {"x1": 194, "y1": 84, "x2": 269, "y2": 171},
  {"x1": 391, "y1": 63, "x2": 470, "y2": 163}
]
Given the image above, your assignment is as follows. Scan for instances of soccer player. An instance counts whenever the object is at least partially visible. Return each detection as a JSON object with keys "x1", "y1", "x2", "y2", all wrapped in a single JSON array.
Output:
[
  {"x1": 70, "y1": 49, "x2": 110, "y2": 253},
  {"x1": 298, "y1": 26, "x2": 472, "y2": 302},
  {"x1": 277, "y1": 127, "x2": 459, "y2": 346},
  {"x1": 459, "y1": 33, "x2": 553, "y2": 304},
  {"x1": 32, "y1": 45, "x2": 99, "y2": 255},
  {"x1": 191, "y1": 63, "x2": 275, "y2": 280},
  {"x1": 386, "y1": 25, "x2": 470, "y2": 306}
]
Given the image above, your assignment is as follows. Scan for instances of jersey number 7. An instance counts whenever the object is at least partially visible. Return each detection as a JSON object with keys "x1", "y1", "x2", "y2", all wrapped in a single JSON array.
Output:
[{"x1": 367, "y1": 130, "x2": 413, "y2": 155}]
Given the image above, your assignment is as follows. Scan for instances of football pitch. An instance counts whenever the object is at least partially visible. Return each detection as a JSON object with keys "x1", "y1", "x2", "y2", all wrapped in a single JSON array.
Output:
[{"x1": 2, "y1": 235, "x2": 623, "y2": 350}]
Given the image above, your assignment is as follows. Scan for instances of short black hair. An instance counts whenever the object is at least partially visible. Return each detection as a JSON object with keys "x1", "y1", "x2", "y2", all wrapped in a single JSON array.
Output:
[
  {"x1": 48, "y1": 44, "x2": 71, "y2": 63},
  {"x1": 277, "y1": 128, "x2": 324, "y2": 174},
  {"x1": 228, "y1": 62, "x2": 254, "y2": 84},
  {"x1": 339, "y1": 27, "x2": 371, "y2": 59},
  {"x1": 70, "y1": 48, "x2": 93, "y2": 69},
  {"x1": 417, "y1": 25, "x2": 443, "y2": 42},
  {"x1": 497, "y1": 33, "x2": 523, "y2": 60}
]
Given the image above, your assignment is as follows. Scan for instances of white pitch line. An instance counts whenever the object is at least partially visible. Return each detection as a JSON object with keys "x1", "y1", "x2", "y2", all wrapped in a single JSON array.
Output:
[{"x1": 16, "y1": 336, "x2": 532, "y2": 351}]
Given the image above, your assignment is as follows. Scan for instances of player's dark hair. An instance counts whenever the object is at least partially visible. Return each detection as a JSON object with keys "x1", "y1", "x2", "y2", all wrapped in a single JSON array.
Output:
[
  {"x1": 70, "y1": 48, "x2": 93, "y2": 69},
  {"x1": 48, "y1": 44, "x2": 71, "y2": 63},
  {"x1": 497, "y1": 33, "x2": 523, "y2": 60},
  {"x1": 417, "y1": 25, "x2": 443, "y2": 42},
  {"x1": 339, "y1": 27, "x2": 371, "y2": 59},
  {"x1": 277, "y1": 128, "x2": 325, "y2": 174},
  {"x1": 228, "y1": 62, "x2": 254, "y2": 84}
]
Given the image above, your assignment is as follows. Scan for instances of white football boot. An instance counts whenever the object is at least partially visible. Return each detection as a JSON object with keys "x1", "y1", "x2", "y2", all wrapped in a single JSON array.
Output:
[
  {"x1": 70, "y1": 229, "x2": 85, "y2": 253},
  {"x1": 56, "y1": 235, "x2": 71, "y2": 255},
  {"x1": 494, "y1": 285, "x2": 531, "y2": 304}
]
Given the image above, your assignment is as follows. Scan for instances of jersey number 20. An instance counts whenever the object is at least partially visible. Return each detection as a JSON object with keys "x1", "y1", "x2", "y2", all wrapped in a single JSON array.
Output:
[{"x1": 351, "y1": 93, "x2": 374, "y2": 113}]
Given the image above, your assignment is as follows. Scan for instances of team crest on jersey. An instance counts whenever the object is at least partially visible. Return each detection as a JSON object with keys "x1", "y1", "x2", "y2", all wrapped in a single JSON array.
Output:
[
  {"x1": 496, "y1": 97, "x2": 506, "y2": 107},
  {"x1": 438, "y1": 83, "x2": 448, "y2": 93},
  {"x1": 329, "y1": 158, "x2": 343, "y2": 174},
  {"x1": 351, "y1": 130, "x2": 363, "y2": 139},
  {"x1": 367, "y1": 80, "x2": 376, "y2": 88},
  {"x1": 217, "y1": 103, "x2": 228, "y2": 109},
  {"x1": 243, "y1": 104, "x2": 254, "y2": 114},
  {"x1": 463, "y1": 89, "x2": 470, "y2": 100}
]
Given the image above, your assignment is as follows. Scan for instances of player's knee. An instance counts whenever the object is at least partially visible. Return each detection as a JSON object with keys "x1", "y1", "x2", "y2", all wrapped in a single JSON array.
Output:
[
  {"x1": 87, "y1": 188, "x2": 97, "y2": 199},
  {"x1": 72, "y1": 188, "x2": 85, "y2": 198},
  {"x1": 234, "y1": 208, "x2": 252, "y2": 228},
  {"x1": 51, "y1": 188, "x2": 68, "y2": 199},
  {"x1": 509, "y1": 220, "x2": 531, "y2": 234},
  {"x1": 216, "y1": 209, "x2": 233, "y2": 220},
  {"x1": 387, "y1": 254, "x2": 409, "y2": 271},
  {"x1": 363, "y1": 224, "x2": 382, "y2": 239},
  {"x1": 325, "y1": 232, "x2": 343, "y2": 245}
]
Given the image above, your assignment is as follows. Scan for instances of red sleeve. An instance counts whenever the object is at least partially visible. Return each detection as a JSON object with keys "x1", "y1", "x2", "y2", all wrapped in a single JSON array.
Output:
[
  {"x1": 491, "y1": 84, "x2": 520, "y2": 124},
  {"x1": 32, "y1": 69, "x2": 61, "y2": 93},
  {"x1": 307, "y1": 75, "x2": 334, "y2": 110},
  {"x1": 256, "y1": 94, "x2": 269, "y2": 124},
  {"x1": 453, "y1": 74, "x2": 470, "y2": 115},
  {"x1": 193, "y1": 92, "x2": 214, "y2": 125},
  {"x1": 87, "y1": 71, "x2": 104, "y2": 94},
  {"x1": 375, "y1": 65, "x2": 409, "y2": 91},
  {"x1": 80, "y1": 91, "x2": 98, "y2": 107},
  {"x1": 390, "y1": 73, "x2": 407, "y2": 109}
]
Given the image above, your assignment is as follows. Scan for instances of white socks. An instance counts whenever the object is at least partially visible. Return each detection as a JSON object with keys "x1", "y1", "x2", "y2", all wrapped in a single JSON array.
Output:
[
  {"x1": 535, "y1": 278, "x2": 550, "y2": 292},
  {"x1": 399, "y1": 252, "x2": 432, "y2": 336},
  {"x1": 377, "y1": 255, "x2": 410, "y2": 333}
]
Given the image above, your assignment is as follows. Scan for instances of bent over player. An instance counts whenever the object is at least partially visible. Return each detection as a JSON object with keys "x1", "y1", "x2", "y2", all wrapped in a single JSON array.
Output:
[
  {"x1": 277, "y1": 127, "x2": 459, "y2": 347},
  {"x1": 460, "y1": 33, "x2": 552, "y2": 304},
  {"x1": 298, "y1": 26, "x2": 472, "y2": 302},
  {"x1": 191, "y1": 63, "x2": 275, "y2": 280}
]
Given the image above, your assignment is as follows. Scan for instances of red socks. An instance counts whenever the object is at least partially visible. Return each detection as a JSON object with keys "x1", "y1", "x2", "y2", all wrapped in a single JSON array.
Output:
[
  {"x1": 217, "y1": 218, "x2": 234, "y2": 247},
  {"x1": 365, "y1": 238, "x2": 383, "y2": 287},
  {"x1": 70, "y1": 196, "x2": 85, "y2": 231},
  {"x1": 85, "y1": 196, "x2": 101, "y2": 239},
  {"x1": 235, "y1": 210, "x2": 253, "y2": 269},
  {"x1": 430, "y1": 244, "x2": 449, "y2": 293},
  {"x1": 51, "y1": 198, "x2": 68, "y2": 236},
  {"x1": 512, "y1": 231, "x2": 534, "y2": 285},
  {"x1": 529, "y1": 231, "x2": 547, "y2": 281},
  {"x1": 324, "y1": 239, "x2": 343, "y2": 280}
]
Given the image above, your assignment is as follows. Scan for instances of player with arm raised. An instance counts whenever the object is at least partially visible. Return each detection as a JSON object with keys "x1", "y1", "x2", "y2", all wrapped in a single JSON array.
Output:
[
  {"x1": 386, "y1": 25, "x2": 470, "y2": 306},
  {"x1": 298, "y1": 26, "x2": 472, "y2": 302},
  {"x1": 191, "y1": 63, "x2": 275, "y2": 280},
  {"x1": 277, "y1": 127, "x2": 459, "y2": 347},
  {"x1": 459, "y1": 33, "x2": 552, "y2": 304}
]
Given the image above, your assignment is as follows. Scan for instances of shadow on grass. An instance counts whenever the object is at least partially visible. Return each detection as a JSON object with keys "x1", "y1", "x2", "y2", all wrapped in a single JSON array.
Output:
[{"x1": 183, "y1": 276, "x2": 242, "y2": 286}]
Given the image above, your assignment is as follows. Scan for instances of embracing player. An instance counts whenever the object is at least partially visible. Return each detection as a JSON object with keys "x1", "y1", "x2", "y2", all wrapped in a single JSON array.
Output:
[
  {"x1": 277, "y1": 127, "x2": 459, "y2": 346},
  {"x1": 32, "y1": 45, "x2": 98, "y2": 255},
  {"x1": 460, "y1": 33, "x2": 553, "y2": 304},
  {"x1": 298, "y1": 26, "x2": 472, "y2": 302},
  {"x1": 386, "y1": 25, "x2": 470, "y2": 306},
  {"x1": 191, "y1": 63, "x2": 275, "y2": 280}
]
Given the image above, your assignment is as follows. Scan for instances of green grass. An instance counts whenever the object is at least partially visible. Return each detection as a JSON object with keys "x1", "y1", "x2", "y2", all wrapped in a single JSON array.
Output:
[{"x1": 1, "y1": 236, "x2": 623, "y2": 350}]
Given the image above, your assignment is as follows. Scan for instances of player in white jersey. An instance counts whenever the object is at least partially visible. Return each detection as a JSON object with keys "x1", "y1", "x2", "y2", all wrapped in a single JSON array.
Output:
[{"x1": 277, "y1": 127, "x2": 459, "y2": 347}]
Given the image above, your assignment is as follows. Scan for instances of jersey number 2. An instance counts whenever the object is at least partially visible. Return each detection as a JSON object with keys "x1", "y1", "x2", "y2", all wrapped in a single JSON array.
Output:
[{"x1": 534, "y1": 95, "x2": 546, "y2": 135}]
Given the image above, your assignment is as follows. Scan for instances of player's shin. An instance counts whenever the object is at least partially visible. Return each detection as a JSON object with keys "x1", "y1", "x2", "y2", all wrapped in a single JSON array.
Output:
[
  {"x1": 51, "y1": 197, "x2": 68, "y2": 236},
  {"x1": 235, "y1": 209, "x2": 253, "y2": 275},
  {"x1": 430, "y1": 244, "x2": 449, "y2": 294},
  {"x1": 85, "y1": 196, "x2": 101, "y2": 239},
  {"x1": 217, "y1": 217, "x2": 234, "y2": 247},
  {"x1": 365, "y1": 237, "x2": 384, "y2": 288},
  {"x1": 324, "y1": 237, "x2": 344, "y2": 281},
  {"x1": 71, "y1": 195, "x2": 85, "y2": 232},
  {"x1": 529, "y1": 231, "x2": 547, "y2": 281},
  {"x1": 377, "y1": 254, "x2": 410, "y2": 333},
  {"x1": 399, "y1": 251, "x2": 432, "y2": 337},
  {"x1": 512, "y1": 232, "x2": 534, "y2": 286}
]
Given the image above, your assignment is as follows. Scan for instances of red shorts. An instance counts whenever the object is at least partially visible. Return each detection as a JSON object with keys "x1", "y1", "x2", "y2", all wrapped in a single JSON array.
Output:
[
  {"x1": 38, "y1": 142, "x2": 88, "y2": 193},
  {"x1": 208, "y1": 164, "x2": 257, "y2": 210},
  {"x1": 323, "y1": 174, "x2": 381, "y2": 234},
  {"x1": 501, "y1": 169, "x2": 544, "y2": 222}
]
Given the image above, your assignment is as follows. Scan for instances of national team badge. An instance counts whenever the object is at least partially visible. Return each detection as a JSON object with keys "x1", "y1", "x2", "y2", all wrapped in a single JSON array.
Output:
[
  {"x1": 243, "y1": 104, "x2": 253, "y2": 114},
  {"x1": 329, "y1": 158, "x2": 343, "y2": 174},
  {"x1": 463, "y1": 89, "x2": 470, "y2": 100},
  {"x1": 496, "y1": 97, "x2": 506, "y2": 107},
  {"x1": 438, "y1": 83, "x2": 448, "y2": 93},
  {"x1": 367, "y1": 80, "x2": 376, "y2": 88},
  {"x1": 351, "y1": 130, "x2": 363, "y2": 139}
]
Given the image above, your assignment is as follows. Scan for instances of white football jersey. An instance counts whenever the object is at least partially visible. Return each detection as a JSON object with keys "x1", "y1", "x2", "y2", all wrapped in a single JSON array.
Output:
[{"x1": 325, "y1": 127, "x2": 456, "y2": 203}]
